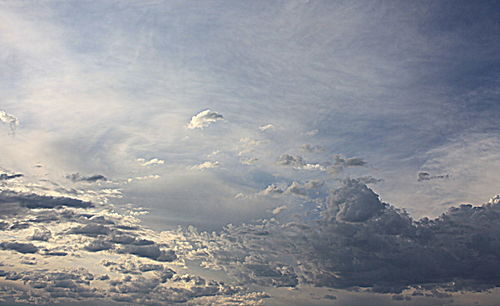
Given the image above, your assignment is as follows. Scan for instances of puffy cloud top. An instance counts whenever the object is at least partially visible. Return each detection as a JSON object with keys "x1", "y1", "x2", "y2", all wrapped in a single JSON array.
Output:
[{"x1": 187, "y1": 110, "x2": 224, "y2": 129}]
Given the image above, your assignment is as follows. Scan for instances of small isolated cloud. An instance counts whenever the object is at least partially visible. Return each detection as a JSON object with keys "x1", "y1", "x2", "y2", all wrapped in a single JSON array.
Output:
[
  {"x1": 272, "y1": 205, "x2": 288, "y2": 215},
  {"x1": 0, "y1": 173, "x2": 24, "y2": 181},
  {"x1": 191, "y1": 161, "x2": 219, "y2": 170},
  {"x1": 259, "y1": 124, "x2": 274, "y2": 131},
  {"x1": 330, "y1": 155, "x2": 367, "y2": 174},
  {"x1": 240, "y1": 157, "x2": 258, "y2": 165},
  {"x1": 417, "y1": 172, "x2": 450, "y2": 182},
  {"x1": 0, "y1": 110, "x2": 19, "y2": 134},
  {"x1": 187, "y1": 109, "x2": 224, "y2": 129},
  {"x1": 128, "y1": 175, "x2": 161, "y2": 183},
  {"x1": 66, "y1": 173, "x2": 107, "y2": 183},
  {"x1": 136, "y1": 158, "x2": 165, "y2": 166},
  {"x1": 259, "y1": 184, "x2": 284, "y2": 196},
  {"x1": 304, "y1": 129, "x2": 319, "y2": 136},
  {"x1": 277, "y1": 154, "x2": 325, "y2": 171},
  {"x1": 301, "y1": 144, "x2": 324, "y2": 153}
]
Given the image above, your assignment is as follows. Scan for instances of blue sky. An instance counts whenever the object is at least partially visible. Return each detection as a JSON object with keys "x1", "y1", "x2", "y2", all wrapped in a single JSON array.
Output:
[{"x1": 0, "y1": 1, "x2": 499, "y2": 305}]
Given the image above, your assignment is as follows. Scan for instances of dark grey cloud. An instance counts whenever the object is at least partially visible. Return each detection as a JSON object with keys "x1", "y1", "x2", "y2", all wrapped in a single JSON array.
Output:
[
  {"x1": 66, "y1": 173, "x2": 107, "y2": 183},
  {"x1": 118, "y1": 245, "x2": 177, "y2": 262},
  {"x1": 0, "y1": 190, "x2": 93, "y2": 213},
  {"x1": 182, "y1": 179, "x2": 500, "y2": 294},
  {"x1": 417, "y1": 172, "x2": 450, "y2": 182},
  {"x1": 0, "y1": 241, "x2": 38, "y2": 254},
  {"x1": 31, "y1": 228, "x2": 51, "y2": 241},
  {"x1": 0, "y1": 173, "x2": 23, "y2": 181}
]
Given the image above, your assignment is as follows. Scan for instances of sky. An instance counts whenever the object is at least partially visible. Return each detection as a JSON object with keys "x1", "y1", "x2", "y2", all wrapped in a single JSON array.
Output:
[{"x1": 0, "y1": 0, "x2": 499, "y2": 305}]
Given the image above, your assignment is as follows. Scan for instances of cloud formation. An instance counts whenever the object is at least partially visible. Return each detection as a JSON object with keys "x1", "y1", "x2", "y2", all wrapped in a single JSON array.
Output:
[
  {"x1": 136, "y1": 158, "x2": 165, "y2": 166},
  {"x1": 191, "y1": 161, "x2": 219, "y2": 170},
  {"x1": 417, "y1": 172, "x2": 450, "y2": 182},
  {"x1": 0, "y1": 110, "x2": 19, "y2": 134},
  {"x1": 182, "y1": 179, "x2": 500, "y2": 295},
  {"x1": 277, "y1": 154, "x2": 325, "y2": 171},
  {"x1": 66, "y1": 173, "x2": 108, "y2": 183},
  {"x1": 0, "y1": 173, "x2": 23, "y2": 181},
  {"x1": 187, "y1": 109, "x2": 224, "y2": 129}
]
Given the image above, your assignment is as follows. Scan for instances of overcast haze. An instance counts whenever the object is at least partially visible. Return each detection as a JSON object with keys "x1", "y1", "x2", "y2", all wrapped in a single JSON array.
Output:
[{"x1": 0, "y1": 1, "x2": 499, "y2": 305}]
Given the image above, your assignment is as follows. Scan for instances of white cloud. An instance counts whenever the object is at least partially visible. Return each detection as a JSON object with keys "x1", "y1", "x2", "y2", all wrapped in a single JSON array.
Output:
[
  {"x1": 136, "y1": 158, "x2": 165, "y2": 166},
  {"x1": 0, "y1": 110, "x2": 19, "y2": 133},
  {"x1": 187, "y1": 109, "x2": 224, "y2": 129},
  {"x1": 191, "y1": 161, "x2": 219, "y2": 170},
  {"x1": 272, "y1": 205, "x2": 287, "y2": 215},
  {"x1": 127, "y1": 175, "x2": 161, "y2": 182},
  {"x1": 259, "y1": 124, "x2": 274, "y2": 131}
]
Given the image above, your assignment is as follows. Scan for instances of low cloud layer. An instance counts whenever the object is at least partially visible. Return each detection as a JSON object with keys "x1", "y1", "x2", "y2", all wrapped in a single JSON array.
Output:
[{"x1": 182, "y1": 179, "x2": 500, "y2": 295}]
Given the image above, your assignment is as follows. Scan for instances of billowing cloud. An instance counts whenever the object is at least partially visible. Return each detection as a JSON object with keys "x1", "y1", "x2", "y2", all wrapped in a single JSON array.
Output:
[
  {"x1": 187, "y1": 109, "x2": 224, "y2": 129},
  {"x1": 181, "y1": 179, "x2": 500, "y2": 296}
]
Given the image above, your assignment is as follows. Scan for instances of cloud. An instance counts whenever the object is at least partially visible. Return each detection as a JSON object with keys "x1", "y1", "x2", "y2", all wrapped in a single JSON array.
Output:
[
  {"x1": 128, "y1": 174, "x2": 161, "y2": 182},
  {"x1": 0, "y1": 110, "x2": 19, "y2": 134},
  {"x1": 136, "y1": 158, "x2": 165, "y2": 166},
  {"x1": 259, "y1": 184, "x2": 284, "y2": 196},
  {"x1": 259, "y1": 124, "x2": 274, "y2": 131},
  {"x1": 0, "y1": 241, "x2": 38, "y2": 254},
  {"x1": 0, "y1": 190, "x2": 93, "y2": 211},
  {"x1": 66, "y1": 173, "x2": 107, "y2": 183},
  {"x1": 277, "y1": 154, "x2": 325, "y2": 171},
  {"x1": 181, "y1": 179, "x2": 500, "y2": 294},
  {"x1": 417, "y1": 172, "x2": 450, "y2": 182},
  {"x1": 272, "y1": 205, "x2": 287, "y2": 215},
  {"x1": 0, "y1": 173, "x2": 23, "y2": 181},
  {"x1": 304, "y1": 129, "x2": 319, "y2": 136},
  {"x1": 191, "y1": 161, "x2": 219, "y2": 170},
  {"x1": 301, "y1": 144, "x2": 324, "y2": 153},
  {"x1": 187, "y1": 109, "x2": 224, "y2": 129},
  {"x1": 329, "y1": 155, "x2": 368, "y2": 174}
]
